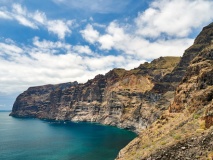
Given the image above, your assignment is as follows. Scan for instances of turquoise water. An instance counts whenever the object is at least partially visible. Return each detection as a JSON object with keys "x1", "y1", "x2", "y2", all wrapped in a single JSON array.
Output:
[{"x1": 0, "y1": 112, "x2": 136, "y2": 160}]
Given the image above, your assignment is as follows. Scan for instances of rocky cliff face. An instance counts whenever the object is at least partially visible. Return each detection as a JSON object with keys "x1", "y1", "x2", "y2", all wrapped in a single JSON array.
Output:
[
  {"x1": 116, "y1": 23, "x2": 213, "y2": 160},
  {"x1": 10, "y1": 56, "x2": 180, "y2": 133}
]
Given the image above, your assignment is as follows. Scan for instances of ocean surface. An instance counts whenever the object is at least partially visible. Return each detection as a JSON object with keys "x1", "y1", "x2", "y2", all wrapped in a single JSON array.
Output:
[{"x1": 0, "y1": 112, "x2": 136, "y2": 160}]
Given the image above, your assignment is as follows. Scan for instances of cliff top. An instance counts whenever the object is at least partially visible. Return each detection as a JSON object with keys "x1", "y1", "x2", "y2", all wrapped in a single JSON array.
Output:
[{"x1": 139, "y1": 56, "x2": 181, "y2": 70}]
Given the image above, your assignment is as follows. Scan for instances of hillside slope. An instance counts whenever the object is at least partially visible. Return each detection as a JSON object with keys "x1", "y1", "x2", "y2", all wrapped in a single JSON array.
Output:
[{"x1": 117, "y1": 23, "x2": 213, "y2": 160}]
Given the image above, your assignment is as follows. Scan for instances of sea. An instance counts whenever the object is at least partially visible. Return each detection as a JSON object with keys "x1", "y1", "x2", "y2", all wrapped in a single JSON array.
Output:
[{"x1": 0, "y1": 111, "x2": 136, "y2": 160}]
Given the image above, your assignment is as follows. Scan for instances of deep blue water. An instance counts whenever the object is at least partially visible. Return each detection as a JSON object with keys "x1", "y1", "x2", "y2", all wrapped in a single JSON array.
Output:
[{"x1": 0, "y1": 112, "x2": 136, "y2": 160}]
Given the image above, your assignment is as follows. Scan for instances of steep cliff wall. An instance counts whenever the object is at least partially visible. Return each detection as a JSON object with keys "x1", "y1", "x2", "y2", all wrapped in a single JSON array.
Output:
[
  {"x1": 117, "y1": 23, "x2": 213, "y2": 160},
  {"x1": 170, "y1": 23, "x2": 213, "y2": 113},
  {"x1": 10, "y1": 56, "x2": 180, "y2": 133}
]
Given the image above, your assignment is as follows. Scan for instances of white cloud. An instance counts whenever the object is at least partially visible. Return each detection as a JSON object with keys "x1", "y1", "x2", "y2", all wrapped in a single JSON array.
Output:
[
  {"x1": 83, "y1": 55, "x2": 144, "y2": 71},
  {"x1": 32, "y1": 10, "x2": 46, "y2": 24},
  {"x1": 12, "y1": 3, "x2": 26, "y2": 15},
  {"x1": 0, "y1": 42, "x2": 23, "y2": 56},
  {"x1": 10, "y1": 4, "x2": 38, "y2": 29},
  {"x1": 135, "y1": 0, "x2": 213, "y2": 38},
  {"x1": 73, "y1": 45, "x2": 93, "y2": 55},
  {"x1": 32, "y1": 37, "x2": 71, "y2": 50},
  {"x1": 0, "y1": 38, "x2": 144, "y2": 94},
  {"x1": 0, "y1": 10, "x2": 12, "y2": 19},
  {"x1": 14, "y1": 15, "x2": 38, "y2": 29},
  {"x1": 81, "y1": 22, "x2": 193, "y2": 59},
  {"x1": 98, "y1": 22, "x2": 126, "y2": 50},
  {"x1": 98, "y1": 35, "x2": 114, "y2": 50},
  {"x1": 81, "y1": 0, "x2": 213, "y2": 59},
  {"x1": 80, "y1": 24, "x2": 100, "y2": 43},
  {"x1": 0, "y1": 4, "x2": 73, "y2": 39},
  {"x1": 84, "y1": 55, "x2": 124, "y2": 70},
  {"x1": 47, "y1": 20, "x2": 72, "y2": 39}
]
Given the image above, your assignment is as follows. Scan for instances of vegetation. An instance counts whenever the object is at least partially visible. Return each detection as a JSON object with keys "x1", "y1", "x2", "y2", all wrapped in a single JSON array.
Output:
[{"x1": 139, "y1": 56, "x2": 181, "y2": 69}]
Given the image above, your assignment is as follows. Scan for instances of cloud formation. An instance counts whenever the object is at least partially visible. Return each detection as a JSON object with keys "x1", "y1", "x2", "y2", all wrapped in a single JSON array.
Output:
[
  {"x1": 80, "y1": 24, "x2": 100, "y2": 43},
  {"x1": 0, "y1": 37, "x2": 143, "y2": 94},
  {"x1": 80, "y1": 0, "x2": 213, "y2": 59},
  {"x1": 0, "y1": 4, "x2": 73, "y2": 39},
  {"x1": 81, "y1": 22, "x2": 193, "y2": 59},
  {"x1": 1, "y1": 0, "x2": 213, "y2": 98},
  {"x1": 135, "y1": 0, "x2": 213, "y2": 38},
  {"x1": 73, "y1": 45, "x2": 94, "y2": 55}
]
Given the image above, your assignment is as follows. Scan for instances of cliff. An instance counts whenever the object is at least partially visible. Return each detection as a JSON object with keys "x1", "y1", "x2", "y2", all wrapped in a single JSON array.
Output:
[
  {"x1": 10, "y1": 56, "x2": 180, "y2": 133},
  {"x1": 116, "y1": 23, "x2": 213, "y2": 159}
]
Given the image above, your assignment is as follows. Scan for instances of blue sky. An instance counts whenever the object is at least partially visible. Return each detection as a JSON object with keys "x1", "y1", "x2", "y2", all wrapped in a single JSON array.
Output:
[{"x1": 0, "y1": 0, "x2": 213, "y2": 110}]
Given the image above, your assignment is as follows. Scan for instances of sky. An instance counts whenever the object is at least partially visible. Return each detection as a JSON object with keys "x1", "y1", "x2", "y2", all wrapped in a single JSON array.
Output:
[{"x1": 0, "y1": 0, "x2": 213, "y2": 110}]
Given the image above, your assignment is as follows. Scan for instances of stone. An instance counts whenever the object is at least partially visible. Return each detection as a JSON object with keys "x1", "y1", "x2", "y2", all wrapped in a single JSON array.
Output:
[{"x1": 181, "y1": 147, "x2": 186, "y2": 150}]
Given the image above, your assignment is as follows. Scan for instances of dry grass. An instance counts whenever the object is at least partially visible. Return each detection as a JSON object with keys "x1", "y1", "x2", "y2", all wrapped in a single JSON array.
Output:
[
  {"x1": 118, "y1": 108, "x2": 211, "y2": 160},
  {"x1": 139, "y1": 56, "x2": 180, "y2": 69}
]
